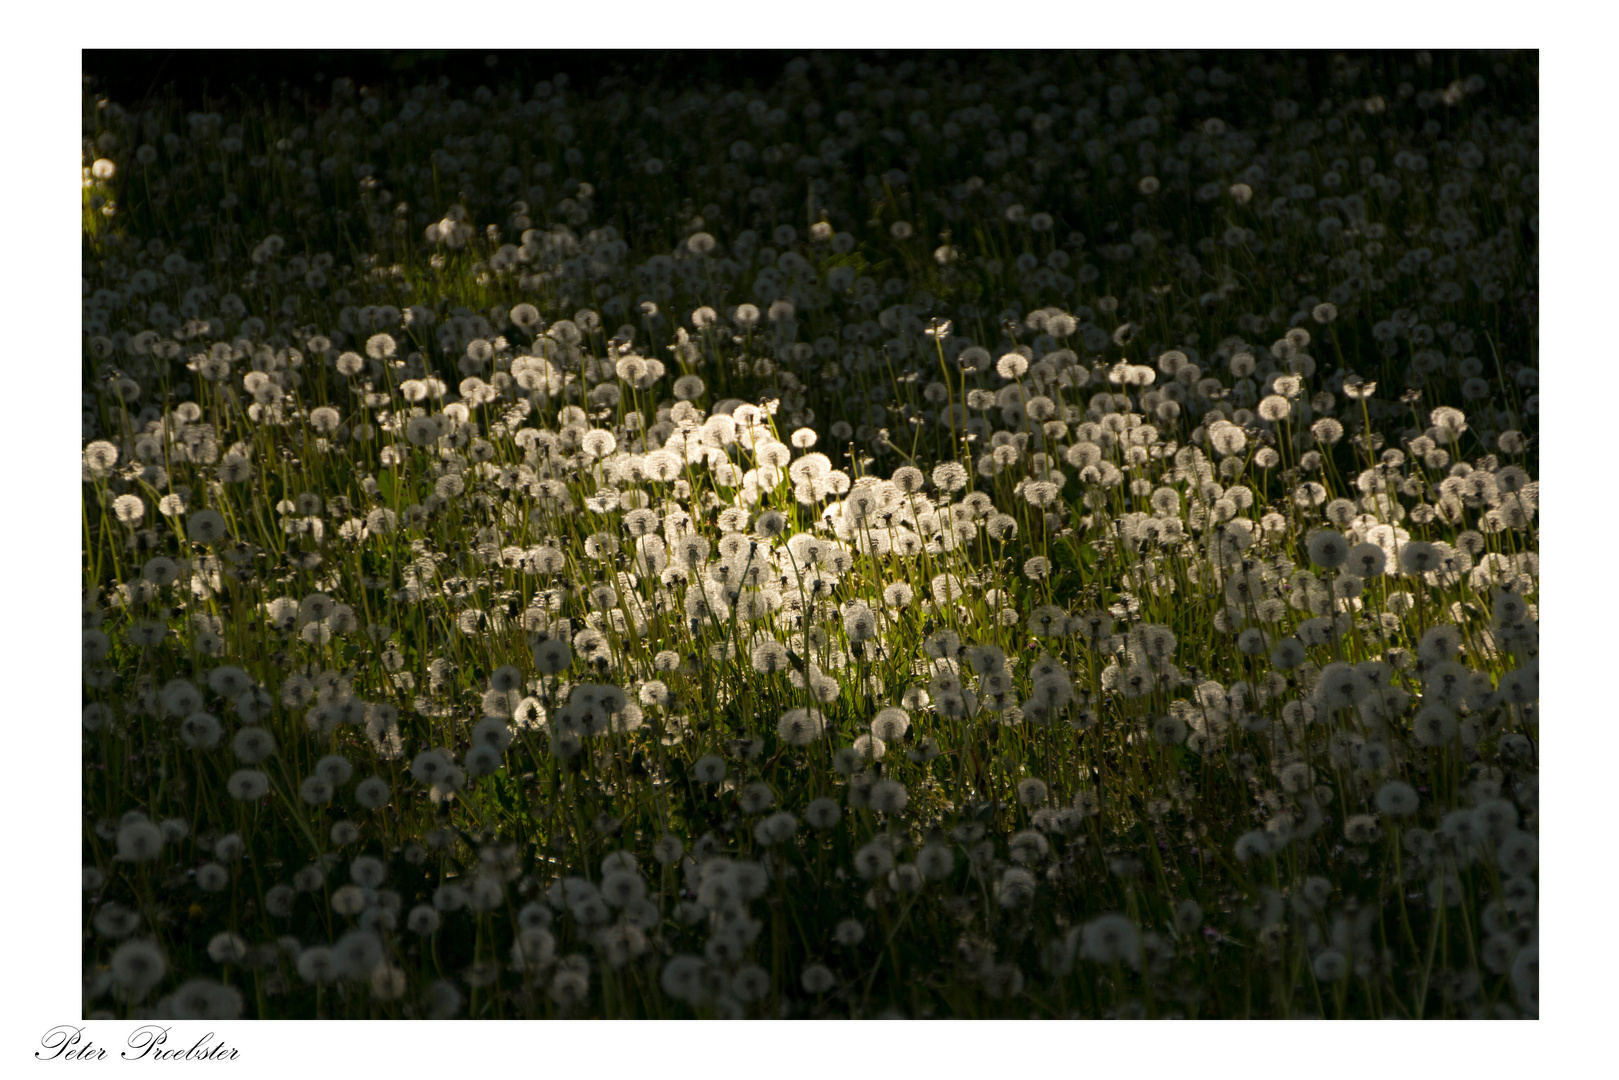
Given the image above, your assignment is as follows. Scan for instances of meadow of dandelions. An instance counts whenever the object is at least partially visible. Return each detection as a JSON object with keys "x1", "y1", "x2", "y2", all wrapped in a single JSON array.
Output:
[{"x1": 80, "y1": 50, "x2": 1538, "y2": 1019}]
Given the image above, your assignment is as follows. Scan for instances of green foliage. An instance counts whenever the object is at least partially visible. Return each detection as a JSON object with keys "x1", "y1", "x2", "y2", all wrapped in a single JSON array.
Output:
[{"x1": 79, "y1": 50, "x2": 1538, "y2": 1021}]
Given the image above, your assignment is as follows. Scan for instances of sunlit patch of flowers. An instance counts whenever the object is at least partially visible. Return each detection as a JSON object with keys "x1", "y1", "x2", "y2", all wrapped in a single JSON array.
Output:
[{"x1": 81, "y1": 49, "x2": 1536, "y2": 1019}]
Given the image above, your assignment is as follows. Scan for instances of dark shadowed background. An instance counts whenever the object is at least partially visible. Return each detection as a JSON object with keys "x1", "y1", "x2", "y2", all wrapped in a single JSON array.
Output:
[{"x1": 84, "y1": 49, "x2": 1531, "y2": 120}]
